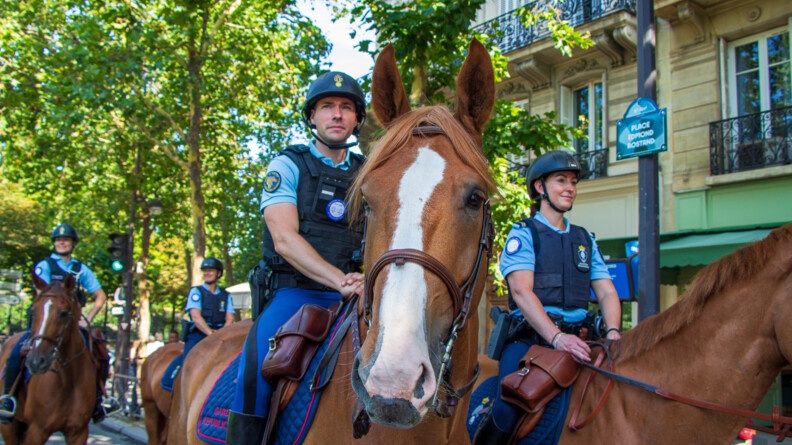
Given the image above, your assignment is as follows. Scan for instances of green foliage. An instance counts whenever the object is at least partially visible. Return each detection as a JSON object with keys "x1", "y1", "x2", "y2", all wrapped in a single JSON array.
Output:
[{"x1": 515, "y1": 7, "x2": 595, "y2": 57}]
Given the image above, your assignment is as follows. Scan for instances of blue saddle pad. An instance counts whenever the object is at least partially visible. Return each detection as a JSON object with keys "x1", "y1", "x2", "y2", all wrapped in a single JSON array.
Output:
[
  {"x1": 196, "y1": 312, "x2": 347, "y2": 445},
  {"x1": 466, "y1": 376, "x2": 571, "y2": 445},
  {"x1": 160, "y1": 354, "x2": 184, "y2": 392}
]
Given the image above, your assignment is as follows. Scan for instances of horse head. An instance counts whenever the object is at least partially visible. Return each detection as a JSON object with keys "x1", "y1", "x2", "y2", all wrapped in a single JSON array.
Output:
[
  {"x1": 26, "y1": 273, "x2": 81, "y2": 375},
  {"x1": 349, "y1": 39, "x2": 495, "y2": 428}
]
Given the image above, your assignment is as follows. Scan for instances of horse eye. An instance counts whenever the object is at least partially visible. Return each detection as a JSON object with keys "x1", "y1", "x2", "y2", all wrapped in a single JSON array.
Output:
[
  {"x1": 60, "y1": 310, "x2": 70, "y2": 320},
  {"x1": 466, "y1": 192, "x2": 485, "y2": 210},
  {"x1": 362, "y1": 199, "x2": 371, "y2": 217}
]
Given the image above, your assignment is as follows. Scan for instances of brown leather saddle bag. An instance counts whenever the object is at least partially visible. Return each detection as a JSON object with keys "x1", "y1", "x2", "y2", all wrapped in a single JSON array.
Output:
[
  {"x1": 500, "y1": 345, "x2": 580, "y2": 414},
  {"x1": 261, "y1": 300, "x2": 342, "y2": 382}
]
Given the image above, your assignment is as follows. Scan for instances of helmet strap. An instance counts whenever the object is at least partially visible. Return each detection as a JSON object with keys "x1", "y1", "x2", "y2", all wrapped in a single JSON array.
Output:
[
  {"x1": 311, "y1": 128, "x2": 359, "y2": 151},
  {"x1": 539, "y1": 178, "x2": 572, "y2": 214}
]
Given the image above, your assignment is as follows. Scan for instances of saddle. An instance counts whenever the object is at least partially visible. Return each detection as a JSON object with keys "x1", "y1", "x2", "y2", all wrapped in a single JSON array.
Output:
[{"x1": 261, "y1": 299, "x2": 352, "y2": 444}]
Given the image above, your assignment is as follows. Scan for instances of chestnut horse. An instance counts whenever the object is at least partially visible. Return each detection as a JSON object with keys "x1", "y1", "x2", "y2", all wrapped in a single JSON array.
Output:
[
  {"x1": 140, "y1": 341, "x2": 183, "y2": 445},
  {"x1": 0, "y1": 274, "x2": 96, "y2": 445},
  {"x1": 167, "y1": 38, "x2": 495, "y2": 444},
  {"x1": 471, "y1": 223, "x2": 792, "y2": 444}
]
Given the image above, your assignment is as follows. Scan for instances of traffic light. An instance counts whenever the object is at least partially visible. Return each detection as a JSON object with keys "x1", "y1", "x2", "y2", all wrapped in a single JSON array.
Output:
[{"x1": 108, "y1": 233, "x2": 130, "y2": 273}]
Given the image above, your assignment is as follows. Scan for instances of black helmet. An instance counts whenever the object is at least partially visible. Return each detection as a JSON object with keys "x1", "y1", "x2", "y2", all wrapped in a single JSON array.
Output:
[
  {"x1": 526, "y1": 150, "x2": 582, "y2": 199},
  {"x1": 200, "y1": 257, "x2": 223, "y2": 275},
  {"x1": 301, "y1": 71, "x2": 366, "y2": 135},
  {"x1": 51, "y1": 223, "x2": 79, "y2": 243}
]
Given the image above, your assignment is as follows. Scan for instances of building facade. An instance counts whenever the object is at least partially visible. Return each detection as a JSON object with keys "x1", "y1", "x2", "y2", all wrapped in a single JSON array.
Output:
[{"x1": 474, "y1": 0, "x2": 791, "y2": 420}]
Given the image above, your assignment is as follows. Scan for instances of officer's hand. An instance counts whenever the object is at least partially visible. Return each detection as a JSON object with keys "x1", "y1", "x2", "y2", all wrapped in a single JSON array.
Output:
[
  {"x1": 339, "y1": 272, "x2": 364, "y2": 298},
  {"x1": 79, "y1": 318, "x2": 88, "y2": 329},
  {"x1": 554, "y1": 333, "x2": 591, "y2": 362}
]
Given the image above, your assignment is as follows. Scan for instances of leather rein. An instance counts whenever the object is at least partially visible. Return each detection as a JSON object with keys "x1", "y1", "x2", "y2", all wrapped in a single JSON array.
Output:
[
  {"x1": 26, "y1": 288, "x2": 87, "y2": 372},
  {"x1": 361, "y1": 124, "x2": 495, "y2": 417},
  {"x1": 571, "y1": 342, "x2": 792, "y2": 440}
]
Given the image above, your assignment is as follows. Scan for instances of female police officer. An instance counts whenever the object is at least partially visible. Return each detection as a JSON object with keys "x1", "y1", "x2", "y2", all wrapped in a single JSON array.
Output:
[{"x1": 473, "y1": 151, "x2": 623, "y2": 444}]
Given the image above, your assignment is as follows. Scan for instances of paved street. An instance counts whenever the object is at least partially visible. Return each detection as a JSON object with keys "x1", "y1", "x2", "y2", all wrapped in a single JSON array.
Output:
[{"x1": 0, "y1": 418, "x2": 146, "y2": 444}]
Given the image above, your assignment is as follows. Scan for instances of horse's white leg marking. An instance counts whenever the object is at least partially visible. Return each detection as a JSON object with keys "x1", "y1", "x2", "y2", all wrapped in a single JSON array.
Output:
[
  {"x1": 35, "y1": 300, "x2": 53, "y2": 347},
  {"x1": 366, "y1": 147, "x2": 445, "y2": 413}
]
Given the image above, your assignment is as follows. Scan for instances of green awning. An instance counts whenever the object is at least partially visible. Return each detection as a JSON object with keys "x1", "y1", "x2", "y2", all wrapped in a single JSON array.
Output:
[{"x1": 659, "y1": 229, "x2": 772, "y2": 268}]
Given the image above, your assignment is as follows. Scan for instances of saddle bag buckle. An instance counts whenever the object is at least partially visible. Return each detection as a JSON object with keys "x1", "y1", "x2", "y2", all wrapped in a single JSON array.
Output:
[{"x1": 268, "y1": 337, "x2": 277, "y2": 351}]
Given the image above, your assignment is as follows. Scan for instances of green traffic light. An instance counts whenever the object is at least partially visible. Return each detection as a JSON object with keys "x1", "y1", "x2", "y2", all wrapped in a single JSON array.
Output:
[{"x1": 111, "y1": 259, "x2": 125, "y2": 273}]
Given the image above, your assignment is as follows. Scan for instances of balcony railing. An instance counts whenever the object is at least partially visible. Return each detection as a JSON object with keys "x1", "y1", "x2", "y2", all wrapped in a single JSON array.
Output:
[
  {"x1": 575, "y1": 147, "x2": 609, "y2": 180},
  {"x1": 709, "y1": 106, "x2": 792, "y2": 175},
  {"x1": 474, "y1": 0, "x2": 637, "y2": 54}
]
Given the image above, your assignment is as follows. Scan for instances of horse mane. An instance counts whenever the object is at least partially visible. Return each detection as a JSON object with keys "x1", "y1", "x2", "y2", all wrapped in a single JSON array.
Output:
[
  {"x1": 348, "y1": 106, "x2": 495, "y2": 221},
  {"x1": 617, "y1": 224, "x2": 792, "y2": 361}
]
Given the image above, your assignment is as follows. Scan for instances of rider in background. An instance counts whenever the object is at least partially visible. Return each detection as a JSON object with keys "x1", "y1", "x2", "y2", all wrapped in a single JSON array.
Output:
[
  {"x1": 0, "y1": 223, "x2": 120, "y2": 424},
  {"x1": 182, "y1": 257, "x2": 235, "y2": 357},
  {"x1": 473, "y1": 151, "x2": 623, "y2": 444},
  {"x1": 226, "y1": 71, "x2": 367, "y2": 444}
]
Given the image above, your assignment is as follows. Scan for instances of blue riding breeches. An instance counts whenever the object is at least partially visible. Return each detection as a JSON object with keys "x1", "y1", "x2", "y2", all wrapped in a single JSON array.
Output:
[
  {"x1": 229, "y1": 288, "x2": 342, "y2": 417},
  {"x1": 2, "y1": 331, "x2": 30, "y2": 395},
  {"x1": 491, "y1": 339, "x2": 538, "y2": 432}
]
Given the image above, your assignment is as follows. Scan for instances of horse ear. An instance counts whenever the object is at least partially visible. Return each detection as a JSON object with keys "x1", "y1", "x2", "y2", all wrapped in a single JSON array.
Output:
[
  {"x1": 63, "y1": 273, "x2": 76, "y2": 294},
  {"x1": 372, "y1": 43, "x2": 411, "y2": 127},
  {"x1": 32, "y1": 273, "x2": 47, "y2": 293},
  {"x1": 454, "y1": 39, "x2": 495, "y2": 141}
]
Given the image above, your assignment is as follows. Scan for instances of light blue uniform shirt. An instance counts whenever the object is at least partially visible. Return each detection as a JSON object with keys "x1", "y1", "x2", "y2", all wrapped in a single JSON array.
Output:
[
  {"x1": 34, "y1": 253, "x2": 102, "y2": 294},
  {"x1": 260, "y1": 141, "x2": 353, "y2": 213},
  {"x1": 185, "y1": 283, "x2": 236, "y2": 314},
  {"x1": 499, "y1": 213, "x2": 611, "y2": 322}
]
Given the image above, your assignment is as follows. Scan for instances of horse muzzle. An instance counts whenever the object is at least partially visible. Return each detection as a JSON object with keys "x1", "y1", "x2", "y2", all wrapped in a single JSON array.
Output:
[{"x1": 26, "y1": 348, "x2": 55, "y2": 375}]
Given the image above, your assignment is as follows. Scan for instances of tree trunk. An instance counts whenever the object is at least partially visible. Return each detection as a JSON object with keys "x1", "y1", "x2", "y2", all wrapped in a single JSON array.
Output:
[{"x1": 187, "y1": 44, "x2": 207, "y2": 286}]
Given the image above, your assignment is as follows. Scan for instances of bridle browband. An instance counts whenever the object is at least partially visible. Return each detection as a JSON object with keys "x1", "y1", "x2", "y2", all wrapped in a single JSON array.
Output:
[{"x1": 361, "y1": 124, "x2": 495, "y2": 417}]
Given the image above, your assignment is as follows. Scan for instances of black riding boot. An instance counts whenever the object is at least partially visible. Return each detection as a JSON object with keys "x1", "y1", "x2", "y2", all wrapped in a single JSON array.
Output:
[
  {"x1": 226, "y1": 411, "x2": 266, "y2": 445},
  {"x1": 0, "y1": 360, "x2": 21, "y2": 424},
  {"x1": 472, "y1": 412, "x2": 515, "y2": 445}
]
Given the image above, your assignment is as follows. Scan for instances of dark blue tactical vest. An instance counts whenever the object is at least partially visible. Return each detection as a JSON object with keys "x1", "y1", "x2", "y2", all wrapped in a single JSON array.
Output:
[
  {"x1": 195, "y1": 286, "x2": 230, "y2": 329},
  {"x1": 44, "y1": 258, "x2": 87, "y2": 307},
  {"x1": 262, "y1": 144, "x2": 364, "y2": 290},
  {"x1": 508, "y1": 218, "x2": 592, "y2": 311}
]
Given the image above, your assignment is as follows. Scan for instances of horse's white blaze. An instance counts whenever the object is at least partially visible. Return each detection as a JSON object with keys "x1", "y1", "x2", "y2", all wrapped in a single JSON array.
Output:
[
  {"x1": 35, "y1": 299, "x2": 53, "y2": 347},
  {"x1": 366, "y1": 147, "x2": 445, "y2": 410}
]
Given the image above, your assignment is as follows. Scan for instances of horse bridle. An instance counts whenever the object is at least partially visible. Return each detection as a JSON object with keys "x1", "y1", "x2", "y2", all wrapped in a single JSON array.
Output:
[
  {"x1": 26, "y1": 288, "x2": 85, "y2": 372},
  {"x1": 360, "y1": 125, "x2": 495, "y2": 417}
]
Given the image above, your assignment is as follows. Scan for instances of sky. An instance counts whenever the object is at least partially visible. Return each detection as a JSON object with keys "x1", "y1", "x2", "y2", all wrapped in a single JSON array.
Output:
[{"x1": 296, "y1": 1, "x2": 375, "y2": 79}]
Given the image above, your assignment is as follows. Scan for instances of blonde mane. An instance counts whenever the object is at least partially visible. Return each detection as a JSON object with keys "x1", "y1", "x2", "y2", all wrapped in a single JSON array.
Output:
[
  {"x1": 617, "y1": 224, "x2": 792, "y2": 361},
  {"x1": 348, "y1": 106, "x2": 495, "y2": 221}
]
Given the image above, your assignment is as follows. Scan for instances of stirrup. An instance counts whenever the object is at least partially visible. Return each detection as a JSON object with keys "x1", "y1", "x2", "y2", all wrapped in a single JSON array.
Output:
[
  {"x1": 102, "y1": 397, "x2": 121, "y2": 416},
  {"x1": 0, "y1": 395, "x2": 17, "y2": 418}
]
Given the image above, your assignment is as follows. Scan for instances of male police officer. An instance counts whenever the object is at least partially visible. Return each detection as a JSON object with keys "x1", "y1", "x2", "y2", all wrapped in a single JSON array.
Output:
[
  {"x1": 0, "y1": 223, "x2": 119, "y2": 424},
  {"x1": 226, "y1": 71, "x2": 367, "y2": 443}
]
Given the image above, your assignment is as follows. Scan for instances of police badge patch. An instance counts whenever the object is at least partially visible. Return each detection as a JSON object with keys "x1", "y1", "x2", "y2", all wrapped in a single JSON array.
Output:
[
  {"x1": 326, "y1": 198, "x2": 347, "y2": 222},
  {"x1": 505, "y1": 237, "x2": 521, "y2": 255},
  {"x1": 264, "y1": 172, "x2": 281, "y2": 193},
  {"x1": 576, "y1": 244, "x2": 591, "y2": 271},
  {"x1": 191, "y1": 293, "x2": 200, "y2": 302}
]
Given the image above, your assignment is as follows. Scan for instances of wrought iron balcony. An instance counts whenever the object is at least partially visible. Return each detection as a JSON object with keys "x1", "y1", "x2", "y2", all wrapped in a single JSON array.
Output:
[
  {"x1": 474, "y1": 0, "x2": 637, "y2": 54},
  {"x1": 709, "y1": 106, "x2": 792, "y2": 175},
  {"x1": 575, "y1": 147, "x2": 609, "y2": 180}
]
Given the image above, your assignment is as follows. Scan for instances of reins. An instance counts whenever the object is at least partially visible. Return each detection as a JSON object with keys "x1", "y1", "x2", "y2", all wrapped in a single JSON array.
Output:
[
  {"x1": 360, "y1": 124, "x2": 495, "y2": 418},
  {"x1": 571, "y1": 342, "x2": 792, "y2": 440}
]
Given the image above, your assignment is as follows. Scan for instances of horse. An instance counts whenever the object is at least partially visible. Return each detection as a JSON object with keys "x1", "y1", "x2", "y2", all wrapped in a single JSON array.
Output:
[
  {"x1": 470, "y1": 223, "x2": 792, "y2": 444},
  {"x1": 0, "y1": 273, "x2": 96, "y2": 445},
  {"x1": 140, "y1": 341, "x2": 184, "y2": 445},
  {"x1": 167, "y1": 38, "x2": 496, "y2": 444}
]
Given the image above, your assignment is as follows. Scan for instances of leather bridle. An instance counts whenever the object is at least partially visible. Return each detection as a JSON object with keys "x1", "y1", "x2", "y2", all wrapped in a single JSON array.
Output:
[
  {"x1": 360, "y1": 124, "x2": 495, "y2": 417},
  {"x1": 26, "y1": 288, "x2": 85, "y2": 372}
]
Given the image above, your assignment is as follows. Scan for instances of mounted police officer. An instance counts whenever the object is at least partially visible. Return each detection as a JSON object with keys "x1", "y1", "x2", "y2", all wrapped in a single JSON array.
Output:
[
  {"x1": 0, "y1": 223, "x2": 120, "y2": 424},
  {"x1": 227, "y1": 71, "x2": 367, "y2": 444},
  {"x1": 183, "y1": 256, "x2": 235, "y2": 357},
  {"x1": 473, "y1": 151, "x2": 623, "y2": 444}
]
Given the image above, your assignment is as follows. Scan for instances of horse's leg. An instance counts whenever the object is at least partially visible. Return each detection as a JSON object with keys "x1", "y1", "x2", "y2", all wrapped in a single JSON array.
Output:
[{"x1": 62, "y1": 428, "x2": 89, "y2": 445}]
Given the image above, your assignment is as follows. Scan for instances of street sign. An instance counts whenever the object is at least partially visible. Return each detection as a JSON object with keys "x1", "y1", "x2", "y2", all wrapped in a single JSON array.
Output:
[
  {"x1": 0, "y1": 294, "x2": 21, "y2": 305},
  {"x1": 0, "y1": 269, "x2": 23, "y2": 280},
  {"x1": 0, "y1": 281, "x2": 21, "y2": 293},
  {"x1": 616, "y1": 97, "x2": 667, "y2": 160},
  {"x1": 111, "y1": 306, "x2": 125, "y2": 316}
]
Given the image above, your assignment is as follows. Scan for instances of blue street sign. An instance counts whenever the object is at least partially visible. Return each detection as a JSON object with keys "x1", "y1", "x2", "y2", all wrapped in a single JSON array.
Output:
[{"x1": 616, "y1": 97, "x2": 667, "y2": 159}]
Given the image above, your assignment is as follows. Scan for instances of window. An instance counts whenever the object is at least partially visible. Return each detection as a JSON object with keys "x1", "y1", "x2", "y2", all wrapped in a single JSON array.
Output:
[
  {"x1": 726, "y1": 28, "x2": 792, "y2": 169},
  {"x1": 498, "y1": 0, "x2": 530, "y2": 16},
  {"x1": 573, "y1": 82, "x2": 605, "y2": 153}
]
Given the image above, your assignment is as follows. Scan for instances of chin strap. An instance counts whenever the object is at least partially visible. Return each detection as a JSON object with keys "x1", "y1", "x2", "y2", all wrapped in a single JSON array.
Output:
[
  {"x1": 311, "y1": 129, "x2": 360, "y2": 151},
  {"x1": 539, "y1": 178, "x2": 573, "y2": 214}
]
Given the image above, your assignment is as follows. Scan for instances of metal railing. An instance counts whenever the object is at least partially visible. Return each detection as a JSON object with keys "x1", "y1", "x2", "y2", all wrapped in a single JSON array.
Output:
[
  {"x1": 709, "y1": 106, "x2": 792, "y2": 175},
  {"x1": 474, "y1": 0, "x2": 637, "y2": 54}
]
